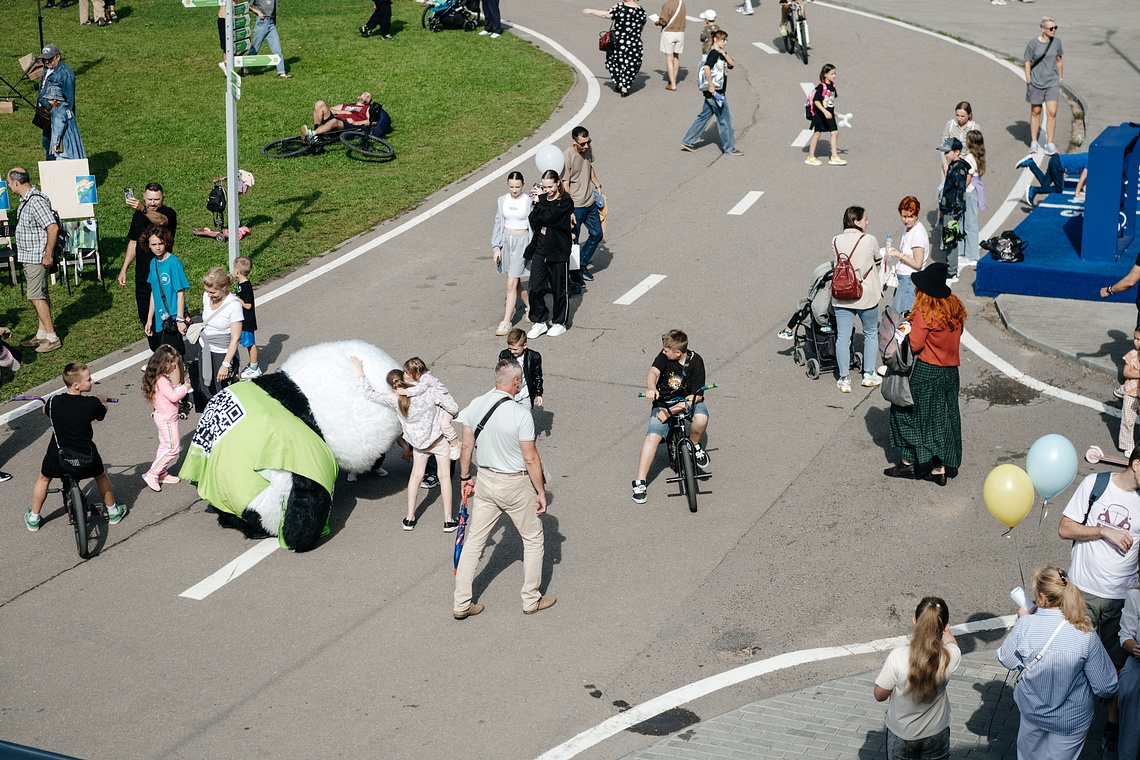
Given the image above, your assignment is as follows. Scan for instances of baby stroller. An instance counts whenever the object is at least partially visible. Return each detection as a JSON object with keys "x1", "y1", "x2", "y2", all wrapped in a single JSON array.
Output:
[
  {"x1": 785, "y1": 261, "x2": 863, "y2": 380},
  {"x1": 422, "y1": 0, "x2": 480, "y2": 32}
]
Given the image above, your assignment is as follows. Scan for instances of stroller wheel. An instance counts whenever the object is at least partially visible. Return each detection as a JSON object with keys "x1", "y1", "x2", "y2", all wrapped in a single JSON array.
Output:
[
  {"x1": 792, "y1": 346, "x2": 806, "y2": 366},
  {"x1": 216, "y1": 232, "x2": 227, "y2": 242},
  {"x1": 805, "y1": 358, "x2": 821, "y2": 380},
  {"x1": 852, "y1": 351, "x2": 864, "y2": 373},
  {"x1": 463, "y1": 18, "x2": 478, "y2": 31}
]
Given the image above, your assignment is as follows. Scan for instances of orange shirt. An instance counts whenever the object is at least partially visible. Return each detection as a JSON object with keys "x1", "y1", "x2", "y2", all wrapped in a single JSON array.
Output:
[{"x1": 909, "y1": 309, "x2": 962, "y2": 367}]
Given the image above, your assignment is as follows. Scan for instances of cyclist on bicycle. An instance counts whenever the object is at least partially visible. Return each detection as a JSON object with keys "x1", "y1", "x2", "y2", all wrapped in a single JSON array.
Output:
[
  {"x1": 780, "y1": 0, "x2": 809, "y2": 39},
  {"x1": 25, "y1": 363, "x2": 127, "y2": 531},
  {"x1": 632, "y1": 329, "x2": 710, "y2": 504},
  {"x1": 301, "y1": 92, "x2": 380, "y2": 143}
]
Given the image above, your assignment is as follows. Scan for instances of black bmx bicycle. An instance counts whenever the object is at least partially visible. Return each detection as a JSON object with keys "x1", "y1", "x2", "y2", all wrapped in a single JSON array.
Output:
[
  {"x1": 261, "y1": 126, "x2": 395, "y2": 160},
  {"x1": 784, "y1": 0, "x2": 810, "y2": 65},
  {"x1": 12, "y1": 395, "x2": 120, "y2": 559},
  {"x1": 639, "y1": 383, "x2": 716, "y2": 513}
]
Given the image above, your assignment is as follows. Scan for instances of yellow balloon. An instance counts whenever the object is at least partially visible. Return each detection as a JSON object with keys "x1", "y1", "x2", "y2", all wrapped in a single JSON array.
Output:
[{"x1": 983, "y1": 464, "x2": 1035, "y2": 529}]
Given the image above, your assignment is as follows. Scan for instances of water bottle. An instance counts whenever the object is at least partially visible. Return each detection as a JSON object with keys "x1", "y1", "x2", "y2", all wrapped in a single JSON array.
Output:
[{"x1": 885, "y1": 232, "x2": 893, "y2": 252}]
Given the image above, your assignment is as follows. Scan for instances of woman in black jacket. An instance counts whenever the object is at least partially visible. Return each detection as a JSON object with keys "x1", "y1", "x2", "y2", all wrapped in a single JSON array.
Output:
[{"x1": 526, "y1": 169, "x2": 576, "y2": 339}]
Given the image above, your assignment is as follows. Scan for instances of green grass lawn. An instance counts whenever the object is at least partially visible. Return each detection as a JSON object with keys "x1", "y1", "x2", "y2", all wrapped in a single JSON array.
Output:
[{"x1": 0, "y1": 0, "x2": 571, "y2": 394}]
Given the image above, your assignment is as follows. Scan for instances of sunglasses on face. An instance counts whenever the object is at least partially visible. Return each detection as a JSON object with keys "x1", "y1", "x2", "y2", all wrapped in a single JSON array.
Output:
[{"x1": 1045, "y1": 25, "x2": 1057, "y2": 31}]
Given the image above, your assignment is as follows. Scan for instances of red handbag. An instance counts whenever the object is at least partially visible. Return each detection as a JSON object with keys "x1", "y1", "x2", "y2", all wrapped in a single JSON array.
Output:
[{"x1": 599, "y1": 28, "x2": 613, "y2": 51}]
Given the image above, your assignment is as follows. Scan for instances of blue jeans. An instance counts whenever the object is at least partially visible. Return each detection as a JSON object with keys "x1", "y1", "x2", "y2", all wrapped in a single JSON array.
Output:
[
  {"x1": 251, "y1": 17, "x2": 286, "y2": 75},
  {"x1": 1028, "y1": 154, "x2": 1066, "y2": 196},
  {"x1": 834, "y1": 305, "x2": 878, "y2": 378},
  {"x1": 886, "y1": 727, "x2": 949, "y2": 760},
  {"x1": 573, "y1": 204, "x2": 602, "y2": 270},
  {"x1": 962, "y1": 190, "x2": 979, "y2": 262},
  {"x1": 681, "y1": 96, "x2": 735, "y2": 153},
  {"x1": 892, "y1": 274, "x2": 916, "y2": 314}
]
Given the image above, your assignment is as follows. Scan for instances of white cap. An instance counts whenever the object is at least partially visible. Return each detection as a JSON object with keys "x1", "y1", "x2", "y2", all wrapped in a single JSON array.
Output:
[{"x1": 699, "y1": 8, "x2": 716, "y2": 19}]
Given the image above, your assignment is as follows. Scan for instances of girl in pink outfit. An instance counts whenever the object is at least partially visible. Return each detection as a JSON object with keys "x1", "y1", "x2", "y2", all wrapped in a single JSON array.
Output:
[{"x1": 141, "y1": 346, "x2": 192, "y2": 492}]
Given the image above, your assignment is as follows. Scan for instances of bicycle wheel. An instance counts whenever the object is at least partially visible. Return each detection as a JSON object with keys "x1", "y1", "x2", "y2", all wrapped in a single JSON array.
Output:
[
  {"x1": 798, "y1": 20, "x2": 810, "y2": 65},
  {"x1": 678, "y1": 439, "x2": 699, "y2": 513},
  {"x1": 261, "y1": 136, "x2": 310, "y2": 159},
  {"x1": 341, "y1": 131, "x2": 396, "y2": 159},
  {"x1": 67, "y1": 479, "x2": 90, "y2": 559},
  {"x1": 784, "y1": 19, "x2": 795, "y2": 54}
]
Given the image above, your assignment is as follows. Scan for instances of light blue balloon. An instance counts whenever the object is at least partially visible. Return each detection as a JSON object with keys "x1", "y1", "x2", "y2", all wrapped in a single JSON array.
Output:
[{"x1": 1026, "y1": 434, "x2": 1078, "y2": 500}]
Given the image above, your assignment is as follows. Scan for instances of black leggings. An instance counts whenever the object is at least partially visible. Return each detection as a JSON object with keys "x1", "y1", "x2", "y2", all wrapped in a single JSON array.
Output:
[{"x1": 365, "y1": 1, "x2": 392, "y2": 34}]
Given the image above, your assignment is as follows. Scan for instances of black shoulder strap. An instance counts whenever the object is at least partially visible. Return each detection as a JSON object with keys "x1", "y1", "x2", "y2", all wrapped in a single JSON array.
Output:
[
  {"x1": 474, "y1": 397, "x2": 512, "y2": 442},
  {"x1": 1030, "y1": 35, "x2": 1055, "y2": 70},
  {"x1": 1082, "y1": 471, "x2": 1112, "y2": 526}
]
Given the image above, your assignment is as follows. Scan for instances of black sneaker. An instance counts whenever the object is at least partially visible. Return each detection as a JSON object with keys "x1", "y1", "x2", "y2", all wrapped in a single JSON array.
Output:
[
  {"x1": 443, "y1": 520, "x2": 459, "y2": 533},
  {"x1": 359, "y1": 24, "x2": 371, "y2": 37},
  {"x1": 580, "y1": 267, "x2": 594, "y2": 282},
  {"x1": 401, "y1": 517, "x2": 416, "y2": 531},
  {"x1": 694, "y1": 445, "x2": 710, "y2": 469},
  {"x1": 631, "y1": 479, "x2": 647, "y2": 504},
  {"x1": 420, "y1": 474, "x2": 440, "y2": 489}
]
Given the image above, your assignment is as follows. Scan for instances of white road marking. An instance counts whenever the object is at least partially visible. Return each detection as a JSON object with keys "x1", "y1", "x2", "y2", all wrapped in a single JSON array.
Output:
[
  {"x1": 799, "y1": 82, "x2": 813, "y2": 96},
  {"x1": 791, "y1": 129, "x2": 813, "y2": 147},
  {"x1": 0, "y1": 21, "x2": 601, "y2": 429},
  {"x1": 614, "y1": 275, "x2": 667, "y2": 305},
  {"x1": 727, "y1": 190, "x2": 764, "y2": 215},
  {"x1": 752, "y1": 41, "x2": 779, "y2": 54},
  {"x1": 537, "y1": 615, "x2": 1016, "y2": 759},
  {"x1": 179, "y1": 538, "x2": 280, "y2": 600}
]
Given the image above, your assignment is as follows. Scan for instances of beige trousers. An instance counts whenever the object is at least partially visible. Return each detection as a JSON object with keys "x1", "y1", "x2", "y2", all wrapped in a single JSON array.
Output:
[
  {"x1": 79, "y1": 0, "x2": 106, "y2": 24},
  {"x1": 453, "y1": 468, "x2": 544, "y2": 613}
]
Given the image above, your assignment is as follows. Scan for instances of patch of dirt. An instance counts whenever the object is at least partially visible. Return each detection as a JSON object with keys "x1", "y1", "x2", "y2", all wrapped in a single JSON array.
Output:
[{"x1": 962, "y1": 372, "x2": 1041, "y2": 406}]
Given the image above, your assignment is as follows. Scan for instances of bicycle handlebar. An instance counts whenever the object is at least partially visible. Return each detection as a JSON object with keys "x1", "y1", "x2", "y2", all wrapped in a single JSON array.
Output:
[{"x1": 637, "y1": 383, "x2": 717, "y2": 400}]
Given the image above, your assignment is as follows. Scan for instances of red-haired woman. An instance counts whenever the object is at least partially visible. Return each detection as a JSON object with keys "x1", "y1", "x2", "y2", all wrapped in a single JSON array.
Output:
[
  {"x1": 886, "y1": 196, "x2": 929, "y2": 314},
  {"x1": 885, "y1": 262, "x2": 966, "y2": 485}
]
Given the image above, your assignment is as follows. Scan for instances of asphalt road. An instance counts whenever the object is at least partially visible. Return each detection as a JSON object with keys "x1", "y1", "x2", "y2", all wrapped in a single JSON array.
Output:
[{"x1": 0, "y1": 1, "x2": 1124, "y2": 759}]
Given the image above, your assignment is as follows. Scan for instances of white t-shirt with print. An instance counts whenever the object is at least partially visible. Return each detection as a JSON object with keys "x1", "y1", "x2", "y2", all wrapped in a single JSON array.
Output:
[{"x1": 1063, "y1": 473, "x2": 1140, "y2": 599}]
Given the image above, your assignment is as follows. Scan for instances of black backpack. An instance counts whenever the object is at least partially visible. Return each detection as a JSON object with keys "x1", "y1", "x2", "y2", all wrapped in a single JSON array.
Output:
[
  {"x1": 981, "y1": 231, "x2": 1026, "y2": 263},
  {"x1": 206, "y1": 183, "x2": 227, "y2": 215}
]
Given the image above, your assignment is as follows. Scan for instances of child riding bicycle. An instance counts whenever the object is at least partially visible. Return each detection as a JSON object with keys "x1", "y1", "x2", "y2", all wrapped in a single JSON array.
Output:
[
  {"x1": 25, "y1": 363, "x2": 127, "y2": 531},
  {"x1": 632, "y1": 329, "x2": 710, "y2": 504}
]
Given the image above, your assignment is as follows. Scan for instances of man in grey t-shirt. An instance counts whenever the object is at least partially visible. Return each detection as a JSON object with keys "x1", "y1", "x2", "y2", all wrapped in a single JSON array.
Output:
[{"x1": 1023, "y1": 16, "x2": 1063, "y2": 155}]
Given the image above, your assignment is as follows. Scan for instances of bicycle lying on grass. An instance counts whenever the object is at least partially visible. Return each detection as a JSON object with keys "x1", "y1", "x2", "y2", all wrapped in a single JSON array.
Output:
[
  {"x1": 261, "y1": 126, "x2": 395, "y2": 160},
  {"x1": 638, "y1": 383, "x2": 716, "y2": 513},
  {"x1": 11, "y1": 395, "x2": 121, "y2": 560}
]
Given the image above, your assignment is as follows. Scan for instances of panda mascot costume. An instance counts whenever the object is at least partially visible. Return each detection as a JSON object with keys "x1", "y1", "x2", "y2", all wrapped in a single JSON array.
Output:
[{"x1": 180, "y1": 341, "x2": 402, "y2": 551}]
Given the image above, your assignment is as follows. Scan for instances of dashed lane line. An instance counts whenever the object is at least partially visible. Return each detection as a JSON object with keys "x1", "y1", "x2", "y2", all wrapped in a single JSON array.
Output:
[
  {"x1": 727, "y1": 190, "x2": 764, "y2": 215},
  {"x1": 752, "y1": 41, "x2": 779, "y2": 54},
  {"x1": 179, "y1": 538, "x2": 279, "y2": 600},
  {"x1": 614, "y1": 275, "x2": 667, "y2": 305},
  {"x1": 791, "y1": 129, "x2": 812, "y2": 148}
]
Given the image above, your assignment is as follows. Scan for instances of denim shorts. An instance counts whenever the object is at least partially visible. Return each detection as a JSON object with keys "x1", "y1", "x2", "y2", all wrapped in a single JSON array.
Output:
[
  {"x1": 239, "y1": 330, "x2": 256, "y2": 348},
  {"x1": 886, "y1": 726, "x2": 949, "y2": 760},
  {"x1": 647, "y1": 401, "x2": 708, "y2": 438}
]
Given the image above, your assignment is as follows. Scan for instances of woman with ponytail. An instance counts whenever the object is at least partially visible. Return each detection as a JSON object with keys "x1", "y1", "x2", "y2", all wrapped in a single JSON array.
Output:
[
  {"x1": 873, "y1": 597, "x2": 961, "y2": 759},
  {"x1": 998, "y1": 565, "x2": 1118, "y2": 759}
]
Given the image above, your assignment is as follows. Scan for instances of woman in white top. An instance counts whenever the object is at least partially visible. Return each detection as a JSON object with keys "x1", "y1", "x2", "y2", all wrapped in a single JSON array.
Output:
[
  {"x1": 939, "y1": 101, "x2": 979, "y2": 176},
  {"x1": 886, "y1": 195, "x2": 929, "y2": 314},
  {"x1": 491, "y1": 171, "x2": 533, "y2": 336},
  {"x1": 961, "y1": 130, "x2": 987, "y2": 268},
  {"x1": 874, "y1": 596, "x2": 961, "y2": 760},
  {"x1": 196, "y1": 266, "x2": 243, "y2": 402}
]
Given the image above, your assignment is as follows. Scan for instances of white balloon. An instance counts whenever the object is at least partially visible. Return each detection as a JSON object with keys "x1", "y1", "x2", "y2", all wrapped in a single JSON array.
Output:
[{"x1": 535, "y1": 144, "x2": 565, "y2": 175}]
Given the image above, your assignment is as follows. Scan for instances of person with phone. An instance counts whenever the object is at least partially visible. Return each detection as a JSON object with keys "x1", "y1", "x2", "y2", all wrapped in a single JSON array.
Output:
[{"x1": 118, "y1": 182, "x2": 178, "y2": 331}]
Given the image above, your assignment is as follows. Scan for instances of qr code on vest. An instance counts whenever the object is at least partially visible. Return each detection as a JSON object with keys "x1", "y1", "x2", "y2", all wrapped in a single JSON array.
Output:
[{"x1": 191, "y1": 389, "x2": 245, "y2": 455}]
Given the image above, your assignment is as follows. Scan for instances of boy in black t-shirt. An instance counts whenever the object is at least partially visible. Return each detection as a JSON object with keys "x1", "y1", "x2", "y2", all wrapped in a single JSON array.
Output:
[
  {"x1": 632, "y1": 329, "x2": 710, "y2": 503},
  {"x1": 25, "y1": 363, "x2": 126, "y2": 531},
  {"x1": 234, "y1": 256, "x2": 263, "y2": 379}
]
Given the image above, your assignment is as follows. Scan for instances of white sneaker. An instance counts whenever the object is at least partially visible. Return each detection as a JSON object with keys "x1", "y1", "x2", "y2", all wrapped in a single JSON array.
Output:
[
  {"x1": 240, "y1": 365, "x2": 263, "y2": 379},
  {"x1": 837, "y1": 377, "x2": 851, "y2": 393},
  {"x1": 959, "y1": 258, "x2": 977, "y2": 269},
  {"x1": 1115, "y1": 384, "x2": 1126, "y2": 400},
  {"x1": 861, "y1": 373, "x2": 882, "y2": 388},
  {"x1": 490, "y1": 33, "x2": 501, "y2": 38},
  {"x1": 527, "y1": 322, "x2": 549, "y2": 340},
  {"x1": 479, "y1": 29, "x2": 491, "y2": 35},
  {"x1": 991, "y1": 0, "x2": 1006, "y2": 5},
  {"x1": 1030, "y1": 140, "x2": 1041, "y2": 154},
  {"x1": 1043, "y1": 142, "x2": 1057, "y2": 155},
  {"x1": 946, "y1": 275, "x2": 960, "y2": 285},
  {"x1": 547, "y1": 323, "x2": 568, "y2": 337}
]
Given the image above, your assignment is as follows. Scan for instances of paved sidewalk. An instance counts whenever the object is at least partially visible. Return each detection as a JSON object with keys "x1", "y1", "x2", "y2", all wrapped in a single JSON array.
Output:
[
  {"x1": 996, "y1": 294, "x2": 1134, "y2": 380},
  {"x1": 621, "y1": 649, "x2": 1109, "y2": 760}
]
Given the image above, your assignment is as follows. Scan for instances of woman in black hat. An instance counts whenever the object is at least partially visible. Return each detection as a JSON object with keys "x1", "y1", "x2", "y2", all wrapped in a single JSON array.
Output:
[{"x1": 884, "y1": 262, "x2": 966, "y2": 486}]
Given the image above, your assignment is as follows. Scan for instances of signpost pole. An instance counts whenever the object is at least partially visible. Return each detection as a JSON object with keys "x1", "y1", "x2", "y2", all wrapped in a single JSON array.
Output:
[{"x1": 224, "y1": 0, "x2": 241, "y2": 272}]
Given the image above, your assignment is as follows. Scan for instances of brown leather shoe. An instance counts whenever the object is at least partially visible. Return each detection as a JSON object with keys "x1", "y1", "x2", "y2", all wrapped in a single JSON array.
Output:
[
  {"x1": 523, "y1": 595, "x2": 557, "y2": 615},
  {"x1": 35, "y1": 338, "x2": 62, "y2": 353},
  {"x1": 454, "y1": 603, "x2": 484, "y2": 620}
]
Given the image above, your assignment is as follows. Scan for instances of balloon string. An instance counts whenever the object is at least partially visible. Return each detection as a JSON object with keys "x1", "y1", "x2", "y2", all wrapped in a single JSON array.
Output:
[
  {"x1": 1002, "y1": 528, "x2": 1026, "y2": 590},
  {"x1": 1038, "y1": 497, "x2": 1050, "y2": 527}
]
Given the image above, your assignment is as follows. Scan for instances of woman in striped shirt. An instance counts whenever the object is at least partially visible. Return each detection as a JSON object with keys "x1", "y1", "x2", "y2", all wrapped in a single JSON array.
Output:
[{"x1": 998, "y1": 565, "x2": 1118, "y2": 760}]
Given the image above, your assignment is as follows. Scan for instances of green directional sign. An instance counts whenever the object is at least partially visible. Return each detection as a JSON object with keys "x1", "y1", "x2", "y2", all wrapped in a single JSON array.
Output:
[
  {"x1": 234, "y1": 26, "x2": 250, "y2": 42},
  {"x1": 234, "y1": 14, "x2": 249, "y2": 29},
  {"x1": 230, "y1": 83, "x2": 241, "y2": 100},
  {"x1": 229, "y1": 70, "x2": 242, "y2": 88},
  {"x1": 182, "y1": 0, "x2": 222, "y2": 6},
  {"x1": 234, "y1": 54, "x2": 281, "y2": 68},
  {"x1": 233, "y1": 39, "x2": 250, "y2": 54},
  {"x1": 234, "y1": 2, "x2": 248, "y2": 13}
]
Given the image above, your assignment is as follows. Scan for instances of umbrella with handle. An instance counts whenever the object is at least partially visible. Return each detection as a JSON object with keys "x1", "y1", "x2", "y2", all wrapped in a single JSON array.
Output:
[{"x1": 453, "y1": 493, "x2": 469, "y2": 575}]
